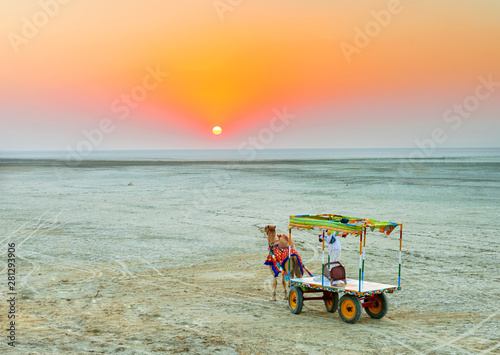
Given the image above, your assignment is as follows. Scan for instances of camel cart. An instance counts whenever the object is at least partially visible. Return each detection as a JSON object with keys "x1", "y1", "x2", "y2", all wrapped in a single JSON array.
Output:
[{"x1": 283, "y1": 214, "x2": 403, "y2": 324}]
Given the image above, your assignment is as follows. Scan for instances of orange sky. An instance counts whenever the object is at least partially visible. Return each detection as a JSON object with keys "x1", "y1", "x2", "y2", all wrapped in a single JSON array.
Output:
[{"x1": 1, "y1": 0, "x2": 499, "y2": 150}]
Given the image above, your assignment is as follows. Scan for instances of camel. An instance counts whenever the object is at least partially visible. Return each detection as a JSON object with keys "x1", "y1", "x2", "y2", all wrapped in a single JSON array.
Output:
[{"x1": 264, "y1": 225, "x2": 303, "y2": 301}]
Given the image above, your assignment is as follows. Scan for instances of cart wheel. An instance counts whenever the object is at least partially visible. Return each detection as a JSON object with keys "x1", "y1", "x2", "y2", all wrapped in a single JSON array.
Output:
[
  {"x1": 338, "y1": 295, "x2": 362, "y2": 324},
  {"x1": 364, "y1": 293, "x2": 389, "y2": 319},
  {"x1": 324, "y1": 292, "x2": 339, "y2": 313},
  {"x1": 288, "y1": 286, "x2": 303, "y2": 314}
]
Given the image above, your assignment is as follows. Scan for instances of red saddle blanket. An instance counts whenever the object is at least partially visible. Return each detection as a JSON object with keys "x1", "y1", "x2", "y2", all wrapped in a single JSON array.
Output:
[{"x1": 264, "y1": 246, "x2": 304, "y2": 277}]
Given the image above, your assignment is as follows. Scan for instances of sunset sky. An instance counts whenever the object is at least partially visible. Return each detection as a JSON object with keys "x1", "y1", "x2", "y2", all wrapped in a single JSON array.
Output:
[{"x1": 1, "y1": 0, "x2": 499, "y2": 151}]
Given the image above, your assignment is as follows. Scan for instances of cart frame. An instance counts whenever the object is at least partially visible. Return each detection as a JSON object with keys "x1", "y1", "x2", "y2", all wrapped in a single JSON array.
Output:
[{"x1": 283, "y1": 213, "x2": 403, "y2": 323}]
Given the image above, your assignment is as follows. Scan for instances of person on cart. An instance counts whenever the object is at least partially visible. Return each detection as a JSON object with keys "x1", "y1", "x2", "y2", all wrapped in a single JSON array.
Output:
[{"x1": 319, "y1": 231, "x2": 342, "y2": 262}]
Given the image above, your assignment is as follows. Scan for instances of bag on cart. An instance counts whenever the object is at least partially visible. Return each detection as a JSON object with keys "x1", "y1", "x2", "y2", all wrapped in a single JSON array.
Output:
[{"x1": 324, "y1": 261, "x2": 346, "y2": 285}]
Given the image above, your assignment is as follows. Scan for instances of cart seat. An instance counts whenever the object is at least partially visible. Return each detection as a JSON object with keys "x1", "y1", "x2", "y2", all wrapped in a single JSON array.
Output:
[{"x1": 325, "y1": 261, "x2": 346, "y2": 285}]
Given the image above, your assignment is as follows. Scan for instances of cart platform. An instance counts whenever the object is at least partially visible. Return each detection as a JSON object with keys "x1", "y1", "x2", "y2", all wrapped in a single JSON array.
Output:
[{"x1": 290, "y1": 276, "x2": 400, "y2": 297}]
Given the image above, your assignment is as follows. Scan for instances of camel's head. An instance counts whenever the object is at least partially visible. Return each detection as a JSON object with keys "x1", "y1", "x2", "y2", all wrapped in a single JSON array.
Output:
[{"x1": 264, "y1": 225, "x2": 277, "y2": 245}]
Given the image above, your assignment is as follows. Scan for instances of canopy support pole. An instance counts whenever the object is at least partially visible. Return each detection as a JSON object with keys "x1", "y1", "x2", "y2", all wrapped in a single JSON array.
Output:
[
  {"x1": 322, "y1": 230, "x2": 325, "y2": 287},
  {"x1": 358, "y1": 231, "x2": 363, "y2": 292},
  {"x1": 398, "y1": 224, "x2": 403, "y2": 287},
  {"x1": 288, "y1": 229, "x2": 292, "y2": 286},
  {"x1": 361, "y1": 227, "x2": 366, "y2": 284}
]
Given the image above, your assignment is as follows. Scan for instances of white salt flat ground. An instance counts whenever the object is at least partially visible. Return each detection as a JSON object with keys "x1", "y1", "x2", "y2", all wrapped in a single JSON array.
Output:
[{"x1": 0, "y1": 149, "x2": 499, "y2": 354}]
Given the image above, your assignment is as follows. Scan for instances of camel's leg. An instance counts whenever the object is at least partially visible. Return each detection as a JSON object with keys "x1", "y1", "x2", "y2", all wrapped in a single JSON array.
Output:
[
  {"x1": 281, "y1": 274, "x2": 288, "y2": 299},
  {"x1": 269, "y1": 266, "x2": 277, "y2": 301}
]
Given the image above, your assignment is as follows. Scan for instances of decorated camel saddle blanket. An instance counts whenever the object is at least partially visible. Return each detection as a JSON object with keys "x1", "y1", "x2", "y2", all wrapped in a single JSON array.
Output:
[{"x1": 264, "y1": 246, "x2": 304, "y2": 277}]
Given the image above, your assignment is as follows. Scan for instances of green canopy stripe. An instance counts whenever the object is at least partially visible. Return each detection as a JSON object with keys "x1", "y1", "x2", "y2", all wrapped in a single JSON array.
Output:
[{"x1": 289, "y1": 214, "x2": 399, "y2": 236}]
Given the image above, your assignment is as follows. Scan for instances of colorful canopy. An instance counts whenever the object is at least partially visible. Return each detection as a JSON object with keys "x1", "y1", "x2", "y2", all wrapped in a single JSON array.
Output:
[{"x1": 289, "y1": 214, "x2": 400, "y2": 236}]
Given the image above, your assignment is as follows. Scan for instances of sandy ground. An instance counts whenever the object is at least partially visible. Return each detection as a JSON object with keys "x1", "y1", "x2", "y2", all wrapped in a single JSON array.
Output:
[{"x1": 1, "y1": 155, "x2": 499, "y2": 354}]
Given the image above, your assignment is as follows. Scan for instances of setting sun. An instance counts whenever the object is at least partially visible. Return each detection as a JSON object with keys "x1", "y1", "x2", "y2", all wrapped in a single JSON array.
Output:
[{"x1": 212, "y1": 126, "x2": 222, "y2": 135}]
